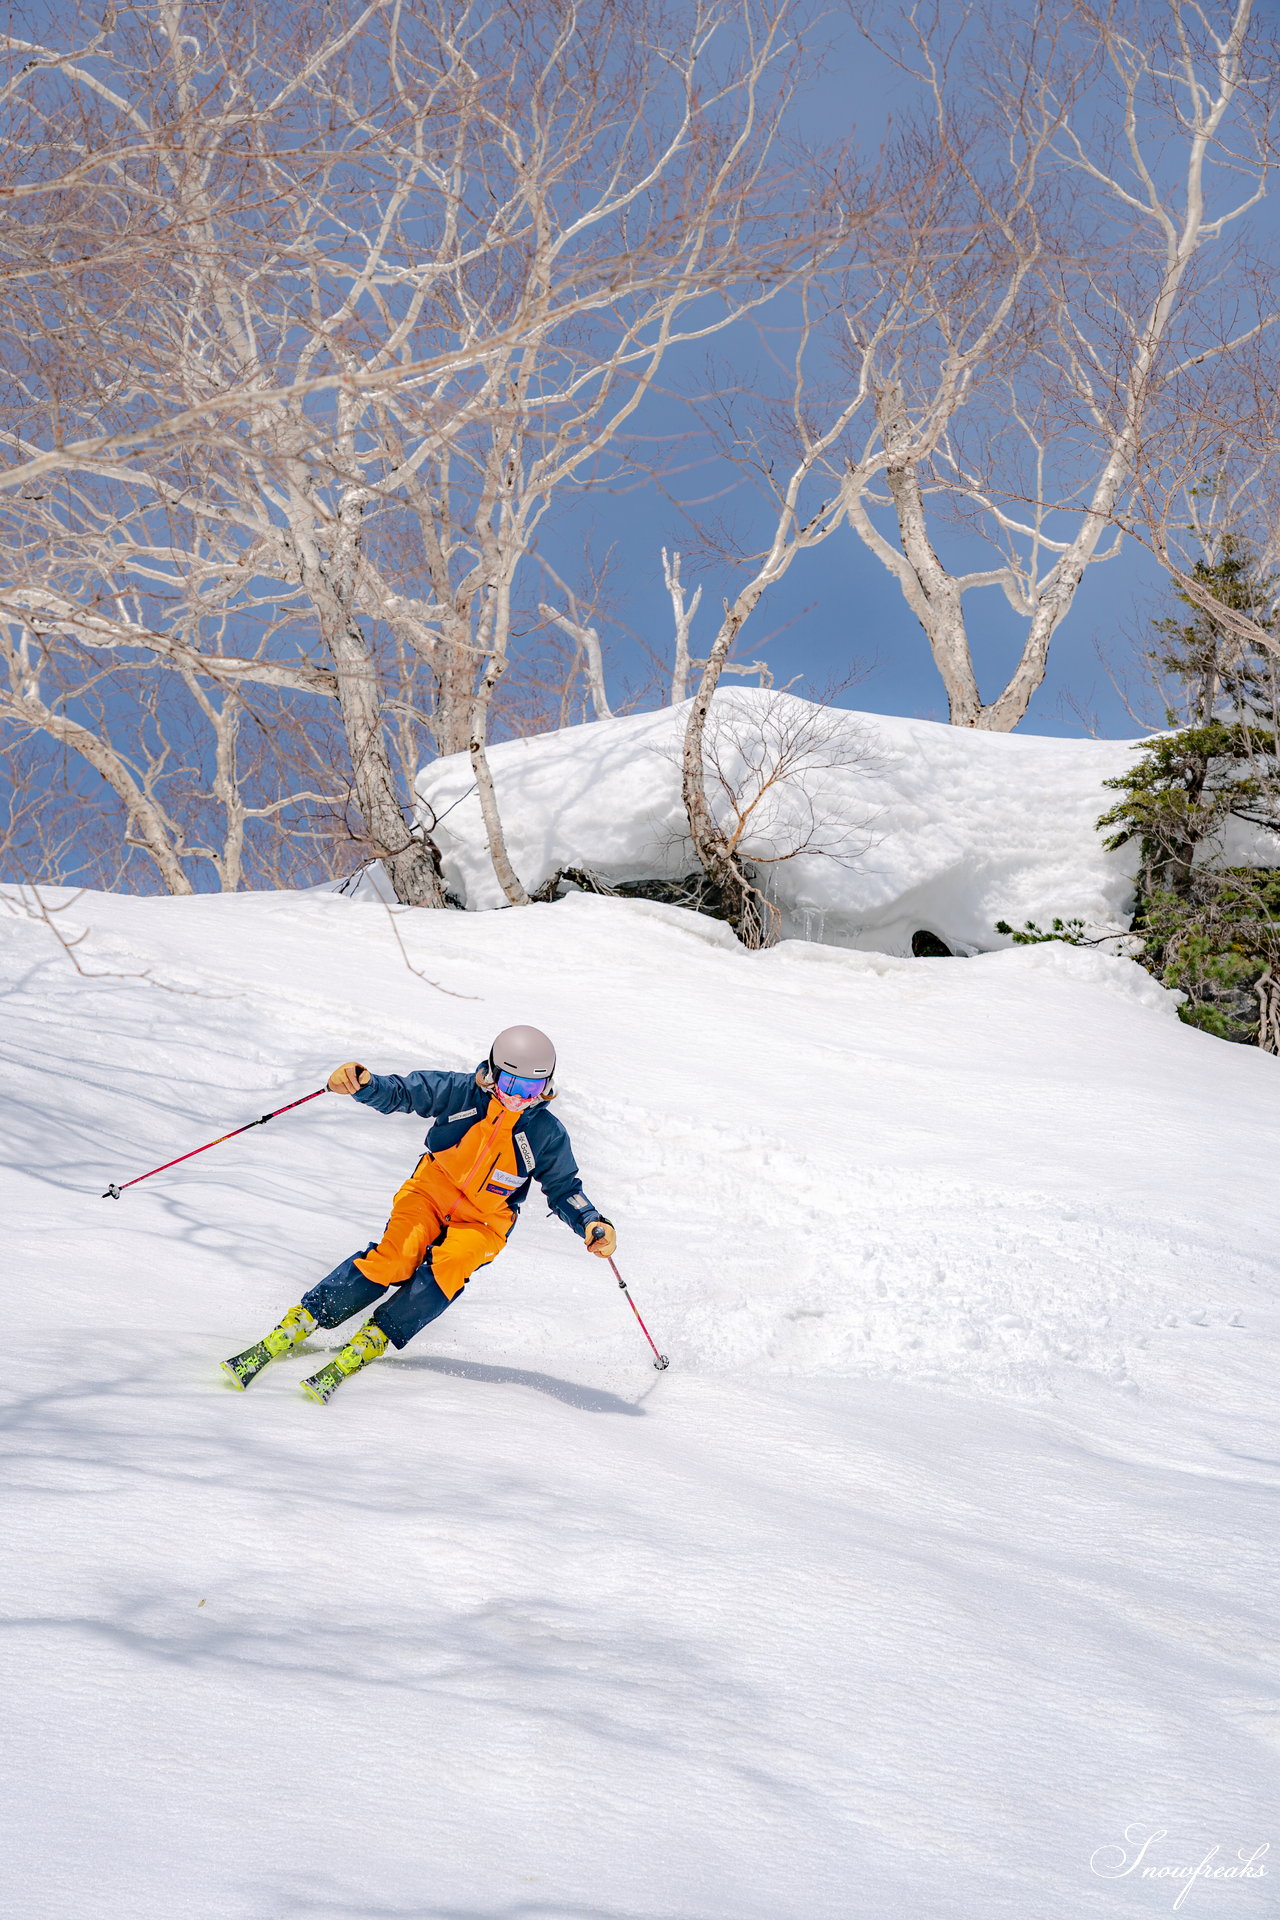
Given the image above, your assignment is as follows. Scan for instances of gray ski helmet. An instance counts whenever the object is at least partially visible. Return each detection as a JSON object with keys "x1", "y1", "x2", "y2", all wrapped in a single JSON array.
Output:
[{"x1": 488, "y1": 1024, "x2": 556, "y2": 1082}]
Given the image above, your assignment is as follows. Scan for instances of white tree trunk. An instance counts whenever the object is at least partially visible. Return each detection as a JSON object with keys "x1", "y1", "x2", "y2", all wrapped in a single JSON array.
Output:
[{"x1": 663, "y1": 548, "x2": 703, "y2": 705}]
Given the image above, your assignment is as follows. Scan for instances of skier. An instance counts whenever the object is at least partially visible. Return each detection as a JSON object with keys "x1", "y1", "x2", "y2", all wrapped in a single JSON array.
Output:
[{"x1": 222, "y1": 1025, "x2": 616, "y2": 1403}]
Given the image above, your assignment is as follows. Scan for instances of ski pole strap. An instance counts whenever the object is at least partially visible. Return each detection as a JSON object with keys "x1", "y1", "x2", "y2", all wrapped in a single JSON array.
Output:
[
  {"x1": 102, "y1": 1087, "x2": 328, "y2": 1198},
  {"x1": 607, "y1": 1256, "x2": 670, "y2": 1371}
]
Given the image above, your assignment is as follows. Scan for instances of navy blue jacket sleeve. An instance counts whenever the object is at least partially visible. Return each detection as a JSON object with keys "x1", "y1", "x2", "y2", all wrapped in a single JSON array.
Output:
[
  {"x1": 352, "y1": 1069, "x2": 462, "y2": 1120},
  {"x1": 529, "y1": 1111, "x2": 604, "y2": 1240}
]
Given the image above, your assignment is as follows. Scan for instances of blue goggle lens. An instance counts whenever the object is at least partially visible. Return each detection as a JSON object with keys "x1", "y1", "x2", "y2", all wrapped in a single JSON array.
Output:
[{"x1": 495, "y1": 1069, "x2": 547, "y2": 1102}]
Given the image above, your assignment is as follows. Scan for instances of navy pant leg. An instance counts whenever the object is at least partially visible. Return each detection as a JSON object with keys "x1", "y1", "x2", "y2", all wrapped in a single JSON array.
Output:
[
  {"x1": 302, "y1": 1249, "x2": 388, "y2": 1329},
  {"x1": 371, "y1": 1264, "x2": 456, "y2": 1350}
]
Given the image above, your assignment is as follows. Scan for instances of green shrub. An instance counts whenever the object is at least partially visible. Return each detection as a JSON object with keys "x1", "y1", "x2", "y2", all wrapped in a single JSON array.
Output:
[{"x1": 999, "y1": 534, "x2": 1280, "y2": 1048}]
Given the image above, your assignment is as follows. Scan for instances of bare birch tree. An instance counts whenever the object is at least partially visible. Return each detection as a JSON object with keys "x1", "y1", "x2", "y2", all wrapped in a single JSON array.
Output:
[
  {"x1": 1117, "y1": 308, "x2": 1280, "y2": 665},
  {"x1": 663, "y1": 549, "x2": 704, "y2": 704},
  {"x1": 312, "y1": 0, "x2": 849, "y2": 906},
  {"x1": 835, "y1": 0, "x2": 1278, "y2": 728},
  {"x1": 696, "y1": 687, "x2": 878, "y2": 940},
  {"x1": 536, "y1": 579, "x2": 615, "y2": 724},
  {"x1": 0, "y1": 0, "x2": 851, "y2": 905},
  {"x1": 676, "y1": 292, "x2": 876, "y2": 942},
  {"x1": 0, "y1": 596, "x2": 351, "y2": 894}
]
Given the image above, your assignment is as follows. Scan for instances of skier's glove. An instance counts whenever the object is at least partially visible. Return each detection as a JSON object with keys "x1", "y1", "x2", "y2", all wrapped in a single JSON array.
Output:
[
  {"x1": 328, "y1": 1061, "x2": 372, "y2": 1095},
  {"x1": 586, "y1": 1219, "x2": 617, "y2": 1259}
]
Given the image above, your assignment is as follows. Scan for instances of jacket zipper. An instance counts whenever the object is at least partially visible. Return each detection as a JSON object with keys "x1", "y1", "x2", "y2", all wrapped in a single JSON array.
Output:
[{"x1": 455, "y1": 1106, "x2": 513, "y2": 1195}]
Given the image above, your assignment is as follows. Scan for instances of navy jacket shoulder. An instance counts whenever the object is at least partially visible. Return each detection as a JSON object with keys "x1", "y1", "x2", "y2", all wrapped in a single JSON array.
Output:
[{"x1": 353, "y1": 1067, "x2": 473, "y2": 1121}]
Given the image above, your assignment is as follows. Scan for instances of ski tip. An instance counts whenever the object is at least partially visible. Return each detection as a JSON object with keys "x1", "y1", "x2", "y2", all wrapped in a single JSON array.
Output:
[
  {"x1": 299, "y1": 1375, "x2": 332, "y2": 1405},
  {"x1": 220, "y1": 1359, "x2": 248, "y2": 1391}
]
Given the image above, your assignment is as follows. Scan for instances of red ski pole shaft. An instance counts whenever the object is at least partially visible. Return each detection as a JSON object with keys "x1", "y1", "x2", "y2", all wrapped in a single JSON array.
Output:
[
  {"x1": 102, "y1": 1088, "x2": 328, "y2": 1198},
  {"x1": 606, "y1": 1254, "x2": 670, "y2": 1371}
]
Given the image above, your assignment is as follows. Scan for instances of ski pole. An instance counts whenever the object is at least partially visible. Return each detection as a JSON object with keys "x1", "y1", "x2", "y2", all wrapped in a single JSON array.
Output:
[
  {"x1": 101, "y1": 1088, "x2": 328, "y2": 1199},
  {"x1": 605, "y1": 1254, "x2": 669, "y2": 1371}
]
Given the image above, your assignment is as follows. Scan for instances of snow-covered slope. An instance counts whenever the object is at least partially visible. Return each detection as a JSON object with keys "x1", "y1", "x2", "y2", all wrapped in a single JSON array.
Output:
[
  {"x1": 2, "y1": 885, "x2": 1278, "y2": 1918},
  {"x1": 416, "y1": 692, "x2": 1141, "y2": 952}
]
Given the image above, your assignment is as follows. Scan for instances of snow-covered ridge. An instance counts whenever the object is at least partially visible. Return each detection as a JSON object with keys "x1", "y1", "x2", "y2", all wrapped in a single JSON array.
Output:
[{"x1": 416, "y1": 690, "x2": 1142, "y2": 953}]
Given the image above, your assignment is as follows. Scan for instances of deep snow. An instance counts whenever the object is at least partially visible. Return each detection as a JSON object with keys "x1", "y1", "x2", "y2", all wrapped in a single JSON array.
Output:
[
  {"x1": 2, "y1": 883, "x2": 1278, "y2": 1919},
  {"x1": 414, "y1": 692, "x2": 1147, "y2": 952}
]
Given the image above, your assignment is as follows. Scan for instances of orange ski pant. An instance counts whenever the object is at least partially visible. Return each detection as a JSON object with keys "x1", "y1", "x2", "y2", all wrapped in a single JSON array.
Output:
[{"x1": 353, "y1": 1156, "x2": 510, "y2": 1301}]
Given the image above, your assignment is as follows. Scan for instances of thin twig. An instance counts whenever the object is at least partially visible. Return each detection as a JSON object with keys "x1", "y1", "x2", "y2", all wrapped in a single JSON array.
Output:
[{"x1": 382, "y1": 903, "x2": 479, "y2": 999}]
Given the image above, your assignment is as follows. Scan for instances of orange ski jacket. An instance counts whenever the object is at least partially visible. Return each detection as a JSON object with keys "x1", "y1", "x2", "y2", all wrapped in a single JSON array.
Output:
[{"x1": 353, "y1": 1066, "x2": 603, "y2": 1239}]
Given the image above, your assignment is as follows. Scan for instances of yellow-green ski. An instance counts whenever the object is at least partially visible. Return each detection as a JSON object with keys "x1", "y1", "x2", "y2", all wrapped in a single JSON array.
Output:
[
  {"x1": 221, "y1": 1304, "x2": 317, "y2": 1389},
  {"x1": 300, "y1": 1320, "x2": 388, "y2": 1403}
]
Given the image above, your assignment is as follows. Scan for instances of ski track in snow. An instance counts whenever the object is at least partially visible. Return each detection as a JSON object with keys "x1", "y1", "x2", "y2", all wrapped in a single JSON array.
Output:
[{"x1": 1, "y1": 885, "x2": 1278, "y2": 1919}]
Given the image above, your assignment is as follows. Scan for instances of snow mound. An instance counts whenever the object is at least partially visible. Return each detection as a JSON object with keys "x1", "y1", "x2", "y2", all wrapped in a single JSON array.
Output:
[{"x1": 416, "y1": 689, "x2": 1141, "y2": 952}]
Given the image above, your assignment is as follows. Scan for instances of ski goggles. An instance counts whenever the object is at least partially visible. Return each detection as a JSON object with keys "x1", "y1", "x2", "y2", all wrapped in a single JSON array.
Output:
[{"x1": 494, "y1": 1068, "x2": 548, "y2": 1104}]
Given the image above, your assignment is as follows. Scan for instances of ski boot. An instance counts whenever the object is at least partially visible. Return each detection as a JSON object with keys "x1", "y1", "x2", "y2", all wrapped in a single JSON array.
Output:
[
  {"x1": 300, "y1": 1320, "x2": 389, "y2": 1404},
  {"x1": 222, "y1": 1304, "x2": 318, "y2": 1390}
]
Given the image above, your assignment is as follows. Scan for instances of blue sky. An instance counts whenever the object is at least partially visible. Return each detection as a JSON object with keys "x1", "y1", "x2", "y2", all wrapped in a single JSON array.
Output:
[{"x1": 540, "y1": 417, "x2": 1170, "y2": 740}]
